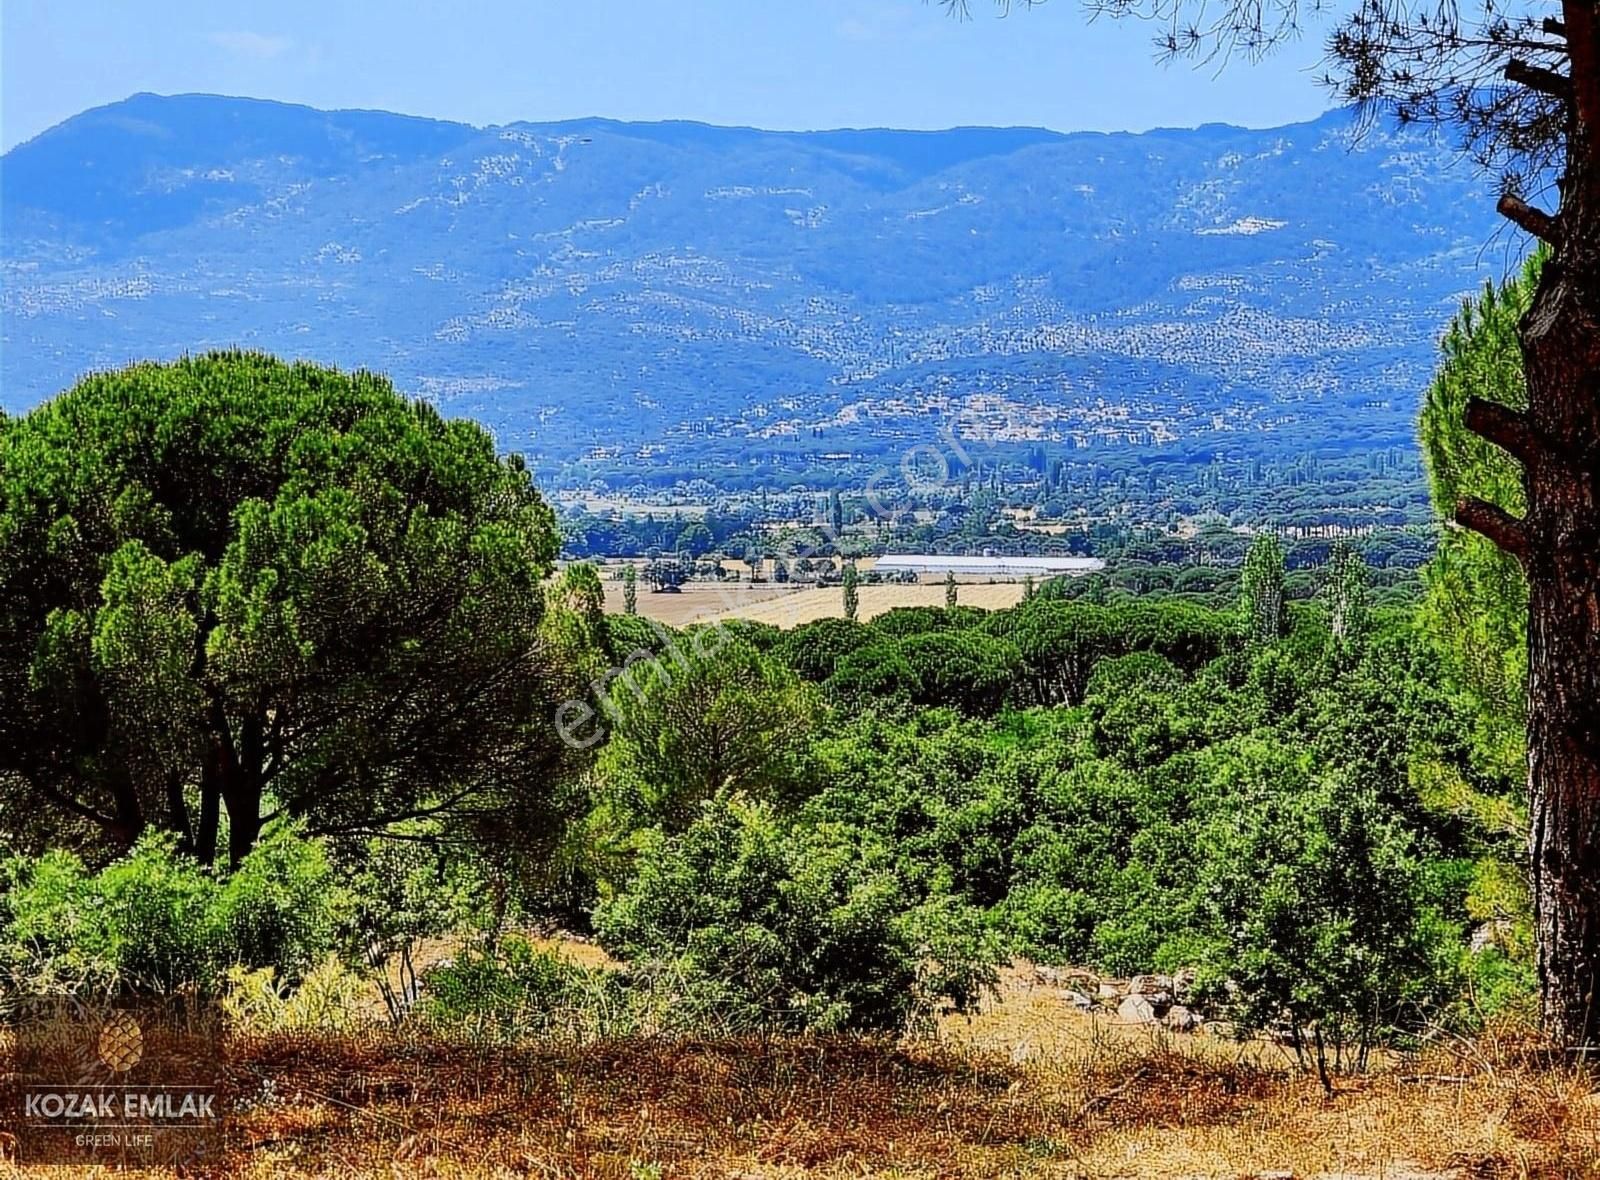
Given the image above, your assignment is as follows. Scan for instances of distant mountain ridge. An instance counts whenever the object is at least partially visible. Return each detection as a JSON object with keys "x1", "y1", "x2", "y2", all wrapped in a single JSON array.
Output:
[{"x1": 1, "y1": 92, "x2": 1507, "y2": 480}]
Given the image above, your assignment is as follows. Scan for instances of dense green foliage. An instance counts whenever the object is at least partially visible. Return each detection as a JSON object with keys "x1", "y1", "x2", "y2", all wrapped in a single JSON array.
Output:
[
  {"x1": 1419, "y1": 258, "x2": 1535, "y2": 784},
  {"x1": 570, "y1": 584, "x2": 1527, "y2": 1046},
  {"x1": 0, "y1": 352, "x2": 582, "y2": 868},
  {"x1": 595, "y1": 635, "x2": 819, "y2": 832},
  {"x1": 0, "y1": 825, "x2": 344, "y2": 995},
  {"x1": 595, "y1": 793, "x2": 998, "y2": 1032},
  {"x1": 0, "y1": 338, "x2": 1539, "y2": 1056}
]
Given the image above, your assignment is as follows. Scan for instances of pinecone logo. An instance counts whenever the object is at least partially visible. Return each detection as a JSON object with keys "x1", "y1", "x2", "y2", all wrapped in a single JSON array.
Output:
[{"x1": 96, "y1": 1010, "x2": 143, "y2": 1073}]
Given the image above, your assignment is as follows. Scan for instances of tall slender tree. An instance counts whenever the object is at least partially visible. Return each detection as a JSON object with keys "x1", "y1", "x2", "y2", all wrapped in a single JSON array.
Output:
[
  {"x1": 1323, "y1": 540, "x2": 1371, "y2": 649},
  {"x1": 1238, "y1": 534, "x2": 1289, "y2": 646},
  {"x1": 623, "y1": 564, "x2": 639, "y2": 616}
]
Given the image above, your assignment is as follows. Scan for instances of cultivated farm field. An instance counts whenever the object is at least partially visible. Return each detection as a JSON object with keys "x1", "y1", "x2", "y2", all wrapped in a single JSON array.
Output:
[
  {"x1": 600, "y1": 582, "x2": 802, "y2": 627},
  {"x1": 602, "y1": 581, "x2": 1029, "y2": 629}
]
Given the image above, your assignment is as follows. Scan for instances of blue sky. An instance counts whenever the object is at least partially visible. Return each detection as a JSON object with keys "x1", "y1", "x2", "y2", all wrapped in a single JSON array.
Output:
[{"x1": 2, "y1": 0, "x2": 1334, "y2": 151}]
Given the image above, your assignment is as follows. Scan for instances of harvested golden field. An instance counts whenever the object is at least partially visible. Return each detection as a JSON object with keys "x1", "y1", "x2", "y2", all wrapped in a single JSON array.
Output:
[
  {"x1": 10, "y1": 965, "x2": 1599, "y2": 1178},
  {"x1": 602, "y1": 580, "x2": 1030, "y2": 630},
  {"x1": 601, "y1": 580, "x2": 1028, "y2": 629},
  {"x1": 705, "y1": 581, "x2": 1028, "y2": 627},
  {"x1": 600, "y1": 582, "x2": 803, "y2": 627}
]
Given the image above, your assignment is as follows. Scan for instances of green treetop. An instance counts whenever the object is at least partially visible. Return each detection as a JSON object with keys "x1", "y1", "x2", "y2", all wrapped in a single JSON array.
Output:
[
  {"x1": 1237, "y1": 534, "x2": 1288, "y2": 645},
  {"x1": 0, "y1": 352, "x2": 584, "y2": 866}
]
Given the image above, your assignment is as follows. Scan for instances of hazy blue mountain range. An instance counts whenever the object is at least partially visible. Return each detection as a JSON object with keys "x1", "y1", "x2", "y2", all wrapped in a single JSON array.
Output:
[{"x1": 1, "y1": 93, "x2": 1509, "y2": 483}]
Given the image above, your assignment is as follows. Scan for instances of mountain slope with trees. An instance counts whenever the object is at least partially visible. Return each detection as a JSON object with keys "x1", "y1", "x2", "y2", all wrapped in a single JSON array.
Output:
[{"x1": 2, "y1": 94, "x2": 1500, "y2": 478}]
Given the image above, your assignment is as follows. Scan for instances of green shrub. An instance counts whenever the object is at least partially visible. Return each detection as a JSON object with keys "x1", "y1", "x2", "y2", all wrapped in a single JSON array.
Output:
[
  {"x1": 702, "y1": 619, "x2": 783, "y2": 652},
  {"x1": 1188, "y1": 772, "x2": 1461, "y2": 1077},
  {"x1": 823, "y1": 643, "x2": 921, "y2": 711},
  {"x1": 594, "y1": 794, "x2": 999, "y2": 1033},
  {"x1": 94, "y1": 834, "x2": 219, "y2": 993},
  {"x1": 826, "y1": 630, "x2": 1023, "y2": 717},
  {"x1": 0, "y1": 849, "x2": 124, "y2": 993},
  {"x1": 871, "y1": 605, "x2": 983, "y2": 639},
  {"x1": 212, "y1": 823, "x2": 347, "y2": 983},
  {"x1": 606, "y1": 613, "x2": 669, "y2": 660},
  {"x1": 0, "y1": 825, "x2": 346, "y2": 995},
  {"x1": 989, "y1": 881, "x2": 1097, "y2": 965},
  {"x1": 1084, "y1": 653, "x2": 1189, "y2": 766},
  {"x1": 1460, "y1": 945, "x2": 1537, "y2": 1024},
  {"x1": 896, "y1": 631, "x2": 1023, "y2": 716},
  {"x1": 597, "y1": 638, "x2": 819, "y2": 832},
  {"x1": 773, "y1": 617, "x2": 875, "y2": 682},
  {"x1": 420, "y1": 935, "x2": 621, "y2": 1043}
]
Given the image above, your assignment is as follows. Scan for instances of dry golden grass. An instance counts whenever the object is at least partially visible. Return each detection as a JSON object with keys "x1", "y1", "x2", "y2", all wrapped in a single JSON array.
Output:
[
  {"x1": 8, "y1": 962, "x2": 1600, "y2": 1178},
  {"x1": 936, "y1": 965, "x2": 1600, "y2": 1179},
  {"x1": 703, "y1": 581, "x2": 1028, "y2": 628},
  {"x1": 120, "y1": 1023, "x2": 1600, "y2": 1176}
]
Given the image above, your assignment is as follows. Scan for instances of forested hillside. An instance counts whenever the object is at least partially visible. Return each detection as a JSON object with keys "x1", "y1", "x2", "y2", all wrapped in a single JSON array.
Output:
[
  {"x1": 0, "y1": 325, "x2": 1530, "y2": 1056},
  {"x1": 2, "y1": 94, "x2": 1500, "y2": 498},
  {"x1": 0, "y1": 258, "x2": 1569, "y2": 1170}
]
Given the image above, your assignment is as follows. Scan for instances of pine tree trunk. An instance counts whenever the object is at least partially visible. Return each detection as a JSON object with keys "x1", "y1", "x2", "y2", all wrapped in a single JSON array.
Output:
[
  {"x1": 204, "y1": 695, "x2": 265, "y2": 867},
  {"x1": 195, "y1": 774, "x2": 220, "y2": 868},
  {"x1": 1472, "y1": 7, "x2": 1600, "y2": 1050},
  {"x1": 1521, "y1": 243, "x2": 1600, "y2": 1048}
]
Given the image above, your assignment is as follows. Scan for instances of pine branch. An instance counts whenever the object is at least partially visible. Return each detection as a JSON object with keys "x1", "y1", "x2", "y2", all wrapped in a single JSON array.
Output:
[
  {"x1": 31, "y1": 776, "x2": 118, "y2": 829},
  {"x1": 1506, "y1": 58, "x2": 1575, "y2": 100},
  {"x1": 1465, "y1": 396, "x2": 1537, "y2": 462},
  {"x1": 1498, "y1": 193, "x2": 1561, "y2": 244},
  {"x1": 1456, "y1": 497, "x2": 1530, "y2": 562}
]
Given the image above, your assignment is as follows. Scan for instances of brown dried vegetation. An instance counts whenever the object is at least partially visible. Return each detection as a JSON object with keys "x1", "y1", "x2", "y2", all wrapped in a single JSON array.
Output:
[{"x1": 8, "y1": 971, "x2": 1600, "y2": 1178}]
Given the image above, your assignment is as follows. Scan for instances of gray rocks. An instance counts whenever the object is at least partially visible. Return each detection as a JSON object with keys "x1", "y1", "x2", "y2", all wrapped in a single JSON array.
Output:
[
  {"x1": 1031, "y1": 964, "x2": 1095, "y2": 989},
  {"x1": 1127, "y1": 973, "x2": 1173, "y2": 996},
  {"x1": 1117, "y1": 993, "x2": 1161, "y2": 1023},
  {"x1": 1039, "y1": 962, "x2": 1217, "y2": 1032},
  {"x1": 1162, "y1": 1004, "x2": 1200, "y2": 1032}
]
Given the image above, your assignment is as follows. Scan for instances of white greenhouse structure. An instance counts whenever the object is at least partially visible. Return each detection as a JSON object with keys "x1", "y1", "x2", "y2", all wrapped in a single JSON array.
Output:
[{"x1": 874, "y1": 554, "x2": 1105, "y2": 578}]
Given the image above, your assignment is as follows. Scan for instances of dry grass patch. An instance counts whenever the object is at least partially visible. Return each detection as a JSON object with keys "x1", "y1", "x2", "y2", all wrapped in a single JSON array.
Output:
[
  {"x1": 157, "y1": 1028, "x2": 1600, "y2": 1177},
  {"x1": 5, "y1": 970, "x2": 1600, "y2": 1176},
  {"x1": 939, "y1": 969, "x2": 1600, "y2": 1178},
  {"x1": 217, "y1": 1032, "x2": 1050, "y2": 1177},
  {"x1": 600, "y1": 583, "x2": 805, "y2": 627},
  {"x1": 702, "y1": 581, "x2": 1028, "y2": 628}
]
